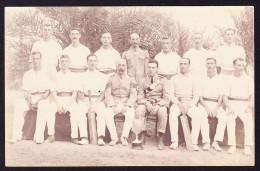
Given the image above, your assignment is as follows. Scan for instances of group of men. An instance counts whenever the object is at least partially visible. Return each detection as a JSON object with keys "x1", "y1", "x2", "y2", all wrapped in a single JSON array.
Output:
[{"x1": 9, "y1": 22, "x2": 254, "y2": 156}]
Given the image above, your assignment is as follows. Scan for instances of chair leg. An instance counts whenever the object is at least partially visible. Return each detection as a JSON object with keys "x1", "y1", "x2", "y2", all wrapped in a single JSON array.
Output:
[{"x1": 155, "y1": 118, "x2": 158, "y2": 137}]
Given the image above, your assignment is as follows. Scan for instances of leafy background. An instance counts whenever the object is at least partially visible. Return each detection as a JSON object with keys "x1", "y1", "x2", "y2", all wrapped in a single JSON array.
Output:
[{"x1": 5, "y1": 7, "x2": 254, "y2": 90}]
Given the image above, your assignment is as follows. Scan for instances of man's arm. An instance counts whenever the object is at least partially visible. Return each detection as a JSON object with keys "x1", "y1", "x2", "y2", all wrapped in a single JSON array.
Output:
[
  {"x1": 158, "y1": 78, "x2": 170, "y2": 107},
  {"x1": 105, "y1": 77, "x2": 115, "y2": 107},
  {"x1": 126, "y1": 77, "x2": 137, "y2": 108},
  {"x1": 136, "y1": 79, "x2": 147, "y2": 105},
  {"x1": 144, "y1": 50, "x2": 150, "y2": 76}
]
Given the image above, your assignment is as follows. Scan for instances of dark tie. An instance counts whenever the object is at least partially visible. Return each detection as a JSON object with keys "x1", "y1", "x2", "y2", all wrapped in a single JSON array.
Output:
[{"x1": 151, "y1": 77, "x2": 153, "y2": 84}]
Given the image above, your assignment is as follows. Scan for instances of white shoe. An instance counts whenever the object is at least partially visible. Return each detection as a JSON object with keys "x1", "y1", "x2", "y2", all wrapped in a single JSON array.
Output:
[
  {"x1": 35, "y1": 140, "x2": 44, "y2": 144},
  {"x1": 244, "y1": 146, "x2": 252, "y2": 155},
  {"x1": 9, "y1": 137, "x2": 21, "y2": 144},
  {"x1": 109, "y1": 139, "x2": 118, "y2": 146},
  {"x1": 228, "y1": 145, "x2": 236, "y2": 154},
  {"x1": 203, "y1": 143, "x2": 210, "y2": 151},
  {"x1": 193, "y1": 144, "x2": 200, "y2": 151},
  {"x1": 78, "y1": 138, "x2": 89, "y2": 145},
  {"x1": 121, "y1": 137, "x2": 128, "y2": 146},
  {"x1": 170, "y1": 142, "x2": 178, "y2": 150},
  {"x1": 98, "y1": 138, "x2": 105, "y2": 146},
  {"x1": 212, "y1": 141, "x2": 222, "y2": 151}
]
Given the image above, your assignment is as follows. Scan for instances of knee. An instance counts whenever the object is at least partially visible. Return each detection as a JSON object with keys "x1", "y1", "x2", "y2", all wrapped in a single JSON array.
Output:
[
  {"x1": 157, "y1": 107, "x2": 167, "y2": 118},
  {"x1": 169, "y1": 105, "x2": 180, "y2": 118}
]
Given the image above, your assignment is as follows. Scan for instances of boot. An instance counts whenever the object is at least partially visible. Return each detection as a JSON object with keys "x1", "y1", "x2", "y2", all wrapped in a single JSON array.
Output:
[{"x1": 157, "y1": 133, "x2": 165, "y2": 150}]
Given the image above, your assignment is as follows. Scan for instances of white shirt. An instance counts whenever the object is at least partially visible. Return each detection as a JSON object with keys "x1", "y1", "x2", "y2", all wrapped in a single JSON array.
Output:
[
  {"x1": 224, "y1": 73, "x2": 253, "y2": 99},
  {"x1": 22, "y1": 69, "x2": 50, "y2": 93},
  {"x1": 52, "y1": 71, "x2": 77, "y2": 92},
  {"x1": 62, "y1": 43, "x2": 90, "y2": 67},
  {"x1": 95, "y1": 46, "x2": 121, "y2": 70},
  {"x1": 183, "y1": 48, "x2": 214, "y2": 75},
  {"x1": 215, "y1": 43, "x2": 246, "y2": 71},
  {"x1": 199, "y1": 74, "x2": 223, "y2": 99},
  {"x1": 31, "y1": 39, "x2": 62, "y2": 69},
  {"x1": 154, "y1": 51, "x2": 180, "y2": 75},
  {"x1": 79, "y1": 70, "x2": 108, "y2": 95}
]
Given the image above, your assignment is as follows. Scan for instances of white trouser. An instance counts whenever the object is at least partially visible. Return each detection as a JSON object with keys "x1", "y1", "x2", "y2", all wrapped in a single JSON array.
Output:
[
  {"x1": 77, "y1": 99, "x2": 107, "y2": 137},
  {"x1": 34, "y1": 96, "x2": 81, "y2": 141},
  {"x1": 227, "y1": 100, "x2": 253, "y2": 146},
  {"x1": 11, "y1": 95, "x2": 48, "y2": 140},
  {"x1": 105, "y1": 103, "x2": 135, "y2": 140},
  {"x1": 169, "y1": 104, "x2": 203, "y2": 145},
  {"x1": 198, "y1": 101, "x2": 227, "y2": 142}
]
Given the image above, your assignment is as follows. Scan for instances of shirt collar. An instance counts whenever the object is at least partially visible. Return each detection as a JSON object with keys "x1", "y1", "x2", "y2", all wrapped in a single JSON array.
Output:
[
  {"x1": 161, "y1": 50, "x2": 173, "y2": 55},
  {"x1": 100, "y1": 45, "x2": 113, "y2": 50},
  {"x1": 130, "y1": 46, "x2": 140, "y2": 52}
]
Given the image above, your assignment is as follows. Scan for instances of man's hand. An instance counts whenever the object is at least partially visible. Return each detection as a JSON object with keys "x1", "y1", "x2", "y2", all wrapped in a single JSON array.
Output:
[
  {"x1": 122, "y1": 105, "x2": 130, "y2": 113},
  {"x1": 205, "y1": 106, "x2": 212, "y2": 117},
  {"x1": 227, "y1": 107, "x2": 234, "y2": 116},
  {"x1": 151, "y1": 104, "x2": 160, "y2": 115},
  {"x1": 89, "y1": 103, "x2": 97, "y2": 114},
  {"x1": 212, "y1": 107, "x2": 219, "y2": 118},
  {"x1": 182, "y1": 105, "x2": 191, "y2": 114},
  {"x1": 111, "y1": 106, "x2": 119, "y2": 114},
  {"x1": 146, "y1": 101, "x2": 153, "y2": 113},
  {"x1": 30, "y1": 103, "x2": 38, "y2": 111}
]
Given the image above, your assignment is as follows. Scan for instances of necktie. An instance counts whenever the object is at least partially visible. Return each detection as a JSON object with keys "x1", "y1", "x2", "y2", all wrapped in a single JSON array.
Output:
[{"x1": 151, "y1": 77, "x2": 153, "y2": 84}]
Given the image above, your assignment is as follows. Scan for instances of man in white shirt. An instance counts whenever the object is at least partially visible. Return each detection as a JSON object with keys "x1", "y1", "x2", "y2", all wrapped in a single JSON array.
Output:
[
  {"x1": 215, "y1": 28, "x2": 246, "y2": 75},
  {"x1": 154, "y1": 37, "x2": 180, "y2": 80},
  {"x1": 198, "y1": 58, "x2": 226, "y2": 151},
  {"x1": 122, "y1": 33, "x2": 150, "y2": 83},
  {"x1": 31, "y1": 23, "x2": 62, "y2": 83},
  {"x1": 9, "y1": 51, "x2": 50, "y2": 143},
  {"x1": 77, "y1": 54, "x2": 109, "y2": 146},
  {"x1": 95, "y1": 32, "x2": 121, "y2": 76},
  {"x1": 223, "y1": 58, "x2": 254, "y2": 155},
  {"x1": 183, "y1": 32, "x2": 214, "y2": 76},
  {"x1": 169, "y1": 58, "x2": 202, "y2": 151}
]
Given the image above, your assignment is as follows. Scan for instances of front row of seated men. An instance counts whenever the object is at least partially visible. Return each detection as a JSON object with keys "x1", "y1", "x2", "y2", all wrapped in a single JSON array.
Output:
[{"x1": 9, "y1": 51, "x2": 253, "y2": 156}]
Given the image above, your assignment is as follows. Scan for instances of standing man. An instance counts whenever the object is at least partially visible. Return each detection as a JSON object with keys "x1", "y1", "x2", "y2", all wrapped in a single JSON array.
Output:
[
  {"x1": 154, "y1": 37, "x2": 181, "y2": 80},
  {"x1": 223, "y1": 58, "x2": 253, "y2": 155},
  {"x1": 9, "y1": 51, "x2": 50, "y2": 143},
  {"x1": 215, "y1": 28, "x2": 246, "y2": 75},
  {"x1": 183, "y1": 32, "x2": 213, "y2": 76},
  {"x1": 169, "y1": 58, "x2": 202, "y2": 151},
  {"x1": 77, "y1": 54, "x2": 109, "y2": 146},
  {"x1": 134, "y1": 59, "x2": 170, "y2": 150},
  {"x1": 31, "y1": 22, "x2": 62, "y2": 82},
  {"x1": 105, "y1": 59, "x2": 137, "y2": 146},
  {"x1": 95, "y1": 32, "x2": 121, "y2": 76},
  {"x1": 122, "y1": 33, "x2": 150, "y2": 83},
  {"x1": 198, "y1": 58, "x2": 226, "y2": 151}
]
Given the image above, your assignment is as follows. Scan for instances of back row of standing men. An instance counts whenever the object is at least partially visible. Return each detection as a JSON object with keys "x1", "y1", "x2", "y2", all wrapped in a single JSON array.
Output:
[{"x1": 9, "y1": 22, "x2": 253, "y2": 156}]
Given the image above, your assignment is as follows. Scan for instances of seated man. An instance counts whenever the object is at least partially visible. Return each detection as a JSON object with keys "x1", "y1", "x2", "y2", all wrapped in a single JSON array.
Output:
[
  {"x1": 9, "y1": 51, "x2": 50, "y2": 143},
  {"x1": 104, "y1": 59, "x2": 137, "y2": 146},
  {"x1": 35, "y1": 54, "x2": 88, "y2": 145},
  {"x1": 77, "y1": 54, "x2": 109, "y2": 146},
  {"x1": 169, "y1": 58, "x2": 203, "y2": 151},
  {"x1": 198, "y1": 58, "x2": 226, "y2": 151},
  {"x1": 134, "y1": 59, "x2": 170, "y2": 150},
  {"x1": 223, "y1": 58, "x2": 254, "y2": 155}
]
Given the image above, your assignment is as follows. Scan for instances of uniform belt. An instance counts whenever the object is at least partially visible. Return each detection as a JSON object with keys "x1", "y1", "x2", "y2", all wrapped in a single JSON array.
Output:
[
  {"x1": 57, "y1": 92, "x2": 72, "y2": 96},
  {"x1": 228, "y1": 97, "x2": 248, "y2": 101},
  {"x1": 99, "y1": 69, "x2": 116, "y2": 74},
  {"x1": 84, "y1": 94, "x2": 101, "y2": 98},
  {"x1": 202, "y1": 97, "x2": 218, "y2": 102},
  {"x1": 69, "y1": 67, "x2": 87, "y2": 72},
  {"x1": 31, "y1": 92, "x2": 46, "y2": 95}
]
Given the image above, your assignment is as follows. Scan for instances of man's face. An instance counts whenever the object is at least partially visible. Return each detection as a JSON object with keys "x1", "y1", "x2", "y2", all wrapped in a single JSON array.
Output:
[
  {"x1": 224, "y1": 30, "x2": 235, "y2": 44},
  {"x1": 117, "y1": 60, "x2": 127, "y2": 75},
  {"x1": 233, "y1": 60, "x2": 246, "y2": 73},
  {"x1": 70, "y1": 30, "x2": 81, "y2": 43},
  {"x1": 193, "y1": 33, "x2": 203, "y2": 47},
  {"x1": 179, "y1": 59, "x2": 190, "y2": 74},
  {"x1": 42, "y1": 26, "x2": 53, "y2": 39},
  {"x1": 148, "y1": 63, "x2": 158, "y2": 77},
  {"x1": 60, "y1": 57, "x2": 70, "y2": 70},
  {"x1": 161, "y1": 39, "x2": 172, "y2": 52},
  {"x1": 87, "y1": 56, "x2": 98, "y2": 70},
  {"x1": 31, "y1": 54, "x2": 42, "y2": 69},
  {"x1": 130, "y1": 34, "x2": 140, "y2": 47},
  {"x1": 206, "y1": 59, "x2": 216, "y2": 71},
  {"x1": 101, "y1": 33, "x2": 112, "y2": 46}
]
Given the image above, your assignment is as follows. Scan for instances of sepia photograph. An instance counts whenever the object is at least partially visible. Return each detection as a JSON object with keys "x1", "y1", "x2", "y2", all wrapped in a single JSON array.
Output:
[{"x1": 5, "y1": 6, "x2": 254, "y2": 166}]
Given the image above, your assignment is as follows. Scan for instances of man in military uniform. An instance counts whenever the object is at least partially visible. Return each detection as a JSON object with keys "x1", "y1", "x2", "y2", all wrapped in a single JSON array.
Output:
[
  {"x1": 223, "y1": 58, "x2": 253, "y2": 155},
  {"x1": 77, "y1": 54, "x2": 109, "y2": 146},
  {"x1": 104, "y1": 59, "x2": 137, "y2": 146},
  {"x1": 133, "y1": 59, "x2": 170, "y2": 150},
  {"x1": 9, "y1": 51, "x2": 50, "y2": 143},
  {"x1": 122, "y1": 33, "x2": 150, "y2": 83}
]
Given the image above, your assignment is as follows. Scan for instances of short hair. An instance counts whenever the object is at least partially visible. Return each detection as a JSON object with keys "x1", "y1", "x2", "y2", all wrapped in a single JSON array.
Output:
[
  {"x1": 101, "y1": 32, "x2": 111, "y2": 37},
  {"x1": 87, "y1": 53, "x2": 98, "y2": 61},
  {"x1": 233, "y1": 58, "x2": 245, "y2": 65},
  {"x1": 70, "y1": 28, "x2": 81, "y2": 34},
  {"x1": 148, "y1": 59, "x2": 159, "y2": 68},
  {"x1": 225, "y1": 28, "x2": 236, "y2": 34},
  {"x1": 31, "y1": 51, "x2": 42, "y2": 58},
  {"x1": 206, "y1": 57, "x2": 216, "y2": 64},
  {"x1": 60, "y1": 54, "x2": 70, "y2": 60},
  {"x1": 116, "y1": 59, "x2": 127, "y2": 66},
  {"x1": 180, "y1": 57, "x2": 190, "y2": 64}
]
